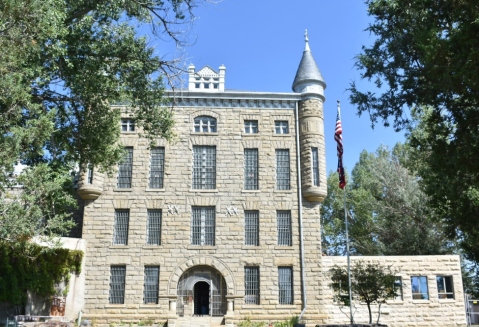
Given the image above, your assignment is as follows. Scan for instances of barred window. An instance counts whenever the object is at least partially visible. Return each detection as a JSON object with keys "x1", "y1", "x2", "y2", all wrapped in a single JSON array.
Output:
[
  {"x1": 276, "y1": 149, "x2": 290, "y2": 190},
  {"x1": 245, "y1": 210, "x2": 259, "y2": 246},
  {"x1": 109, "y1": 266, "x2": 126, "y2": 304},
  {"x1": 144, "y1": 266, "x2": 159, "y2": 304},
  {"x1": 191, "y1": 207, "x2": 215, "y2": 246},
  {"x1": 411, "y1": 276, "x2": 429, "y2": 300},
  {"x1": 278, "y1": 267, "x2": 293, "y2": 305},
  {"x1": 149, "y1": 147, "x2": 165, "y2": 189},
  {"x1": 192, "y1": 146, "x2": 216, "y2": 189},
  {"x1": 245, "y1": 267, "x2": 260, "y2": 305},
  {"x1": 244, "y1": 149, "x2": 259, "y2": 190},
  {"x1": 147, "y1": 210, "x2": 162, "y2": 246},
  {"x1": 244, "y1": 120, "x2": 258, "y2": 134},
  {"x1": 275, "y1": 121, "x2": 289, "y2": 134},
  {"x1": 194, "y1": 116, "x2": 216, "y2": 133},
  {"x1": 437, "y1": 276, "x2": 454, "y2": 299},
  {"x1": 117, "y1": 147, "x2": 133, "y2": 188},
  {"x1": 87, "y1": 165, "x2": 93, "y2": 184},
  {"x1": 113, "y1": 210, "x2": 129, "y2": 245},
  {"x1": 277, "y1": 210, "x2": 292, "y2": 246},
  {"x1": 121, "y1": 119, "x2": 135, "y2": 132},
  {"x1": 312, "y1": 148, "x2": 320, "y2": 186}
]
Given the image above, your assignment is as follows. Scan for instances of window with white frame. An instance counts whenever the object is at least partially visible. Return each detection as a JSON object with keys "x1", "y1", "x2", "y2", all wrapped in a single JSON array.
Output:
[
  {"x1": 275, "y1": 121, "x2": 289, "y2": 134},
  {"x1": 121, "y1": 119, "x2": 135, "y2": 132},
  {"x1": 113, "y1": 210, "x2": 129, "y2": 245},
  {"x1": 109, "y1": 265, "x2": 126, "y2": 304},
  {"x1": 411, "y1": 276, "x2": 429, "y2": 300},
  {"x1": 278, "y1": 267, "x2": 293, "y2": 305},
  {"x1": 244, "y1": 120, "x2": 258, "y2": 134},
  {"x1": 311, "y1": 148, "x2": 320, "y2": 186},
  {"x1": 437, "y1": 276, "x2": 454, "y2": 299},
  {"x1": 277, "y1": 210, "x2": 292, "y2": 246},
  {"x1": 192, "y1": 146, "x2": 216, "y2": 189},
  {"x1": 393, "y1": 277, "x2": 403, "y2": 301},
  {"x1": 194, "y1": 116, "x2": 217, "y2": 133},
  {"x1": 117, "y1": 147, "x2": 133, "y2": 188},
  {"x1": 244, "y1": 210, "x2": 259, "y2": 246},
  {"x1": 276, "y1": 149, "x2": 290, "y2": 190},
  {"x1": 143, "y1": 266, "x2": 159, "y2": 304},
  {"x1": 149, "y1": 147, "x2": 165, "y2": 189},
  {"x1": 191, "y1": 207, "x2": 215, "y2": 246},
  {"x1": 244, "y1": 149, "x2": 259, "y2": 190},
  {"x1": 244, "y1": 267, "x2": 260, "y2": 305},
  {"x1": 87, "y1": 165, "x2": 93, "y2": 184},
  {"x1": 146, "y1": 209, "x2": 162, "y2": 246}
]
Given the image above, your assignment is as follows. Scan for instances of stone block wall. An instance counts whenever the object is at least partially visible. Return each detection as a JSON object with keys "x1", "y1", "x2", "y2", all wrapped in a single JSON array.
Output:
[{"x1": 319, "y1": 255, "x2": 466, "y2": 327}]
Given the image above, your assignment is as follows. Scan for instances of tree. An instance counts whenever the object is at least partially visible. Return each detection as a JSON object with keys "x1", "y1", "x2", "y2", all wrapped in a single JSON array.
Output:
[
  {"x1": 0, "y1": 0, "x2": 208, "y2": 253},
  {"x1": 321, "y1": 143, "x2": 450, "y2": 256},
  {"x1": 330, "y1": 260, "x2": 398, "y2": 324},
  {"x1": 349, "y1": 0, "x2": 479, "y2": 265}
]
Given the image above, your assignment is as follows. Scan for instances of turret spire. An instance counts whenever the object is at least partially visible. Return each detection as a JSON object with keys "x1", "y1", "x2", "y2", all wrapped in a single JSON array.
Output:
[{"x1": 305, "y1": 29, "x2": 310, "y2": 51}]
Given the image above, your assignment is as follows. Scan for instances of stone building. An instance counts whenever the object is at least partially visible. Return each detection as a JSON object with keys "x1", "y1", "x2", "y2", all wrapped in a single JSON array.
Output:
[{"x1": 71, "y1": 36, "x2": 467, "y2": 327}]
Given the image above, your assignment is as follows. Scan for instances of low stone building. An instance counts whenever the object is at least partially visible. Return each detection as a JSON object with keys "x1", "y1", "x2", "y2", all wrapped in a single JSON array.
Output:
[{"x1": 67, "y1": 36, "x2": 467, "y2": 327}]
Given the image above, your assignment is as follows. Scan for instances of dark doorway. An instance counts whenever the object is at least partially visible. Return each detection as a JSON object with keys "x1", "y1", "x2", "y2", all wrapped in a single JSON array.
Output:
[{"x1": 194, "y1": 282, "x2": 210, "y2": 315}]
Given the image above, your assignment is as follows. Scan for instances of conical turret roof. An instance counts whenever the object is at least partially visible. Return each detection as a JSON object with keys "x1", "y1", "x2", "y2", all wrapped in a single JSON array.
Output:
[{"x1": 292, "y1": 32, "x2": 326, "y2": 92}]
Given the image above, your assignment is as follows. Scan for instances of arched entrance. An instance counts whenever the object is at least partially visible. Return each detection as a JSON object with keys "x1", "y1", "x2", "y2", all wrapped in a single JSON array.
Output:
[{"x1": 176, "y1": 266, "x2": 227, "y2": 317}]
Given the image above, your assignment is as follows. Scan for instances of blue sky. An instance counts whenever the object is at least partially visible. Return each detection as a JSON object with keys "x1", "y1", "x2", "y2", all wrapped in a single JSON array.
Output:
[{"x1": 155, "y1": 0, "x2": 406, "y2": 175}]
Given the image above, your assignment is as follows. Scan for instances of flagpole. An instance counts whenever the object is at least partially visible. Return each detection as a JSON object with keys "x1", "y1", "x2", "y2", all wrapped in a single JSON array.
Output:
[
  {"x1": 344, "y1": 186, "x2": 353, "y2": 325},
  {"x1": 336, "y1": 100, "x2": 353, "y2": 325}
]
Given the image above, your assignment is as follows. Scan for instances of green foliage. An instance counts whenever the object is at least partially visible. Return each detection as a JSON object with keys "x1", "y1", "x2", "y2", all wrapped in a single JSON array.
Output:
[
  {"x1": 137, "y1": 320, "x2": 154, "y2": 326},
  {"x1": 0, "y1": 0, "x2": 206, "y2": 251},
  {"x1": 0, "y1": 243, "x2": 83, "y2": 305},
  {"x1": 322, "y1": 143, "x2": 450, "y2": 256},
  {"x1": 330, "y1": 260, "x2": 398, "y2": 324},
  {"x1": 349, "y1": 0, "x2": 479, "y2": 269}
]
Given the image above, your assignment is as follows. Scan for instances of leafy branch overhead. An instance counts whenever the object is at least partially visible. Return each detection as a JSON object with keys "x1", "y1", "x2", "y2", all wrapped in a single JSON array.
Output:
[
  {"x1": 350, "y1": 0, "x2": 479, "y2": 265},
  {"x1": 0, "y1": 0, "x2": 209, "y2": 250}
]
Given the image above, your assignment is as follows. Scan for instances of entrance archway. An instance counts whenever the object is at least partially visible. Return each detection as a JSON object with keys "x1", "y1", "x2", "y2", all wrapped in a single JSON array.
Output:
[
  {"x1": 176, "y1": 266, "x2": 227, "y2": 317},
  {"x1": 194, "y1": 282, "x2": 210, "y2": 315}
]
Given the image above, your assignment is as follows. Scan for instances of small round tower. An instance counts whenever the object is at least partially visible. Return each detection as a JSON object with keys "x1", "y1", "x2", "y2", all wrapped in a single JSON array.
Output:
[{"x1": 292, "y1": 31, "x2": 327, "y2": 202}]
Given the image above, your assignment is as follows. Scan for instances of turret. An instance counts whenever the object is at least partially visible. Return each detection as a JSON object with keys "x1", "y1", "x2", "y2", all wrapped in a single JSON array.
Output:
[{"x1": 293, "y1": 31, "x2": 327, "y2": 202}]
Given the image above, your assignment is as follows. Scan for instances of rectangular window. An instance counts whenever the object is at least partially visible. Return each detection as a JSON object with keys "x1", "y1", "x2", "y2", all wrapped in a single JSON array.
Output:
[
  {"x1": 411, "y1": 276, "x2": 429, "y2": 300},
  {"x1": 244, "y1": 120, "x2": 258, "y2": 133},
  {"x1": 245, "y1": 267, "x2": 260, "y2": 305},
  {"x1": 244, "y1": 149, "x2": 259, "y2": 190},
  {"x1": 191, "y1": 207, "x2": 215, "y2": 246},
  {"x1": 144, "y1": 266, "x2": 159, "y2": 304},
  {"x1": 195, "y1": 83, "x2": 200, "y2": 89},
  {"x1": 121, "y1": 119, "x2": 135, "y2": 132},
  {"x1": 113, "y1": 210, "x2": 129, "y2": 245},
  {"x1": 276, "y1": 149, "x2": 290, "y2": 190},
  {"x1": 117, "y1": 147, "x2": 133, "y2": 188},
  {"x1": 311, "y1": 148, "x2": 320, "y2": 186},
  {"x1": 192, "y1": 146, "x2": 216, "y2": 189},
  {"x1": 87, "y1": 165, "x2": 93, "y2": 184},
  {"x1": 278, "y1": 267, "x2": 293, "y2": 305},
  {"x1": 149, "y1": 147, "x2": 165, "y2": 189},
  {"x1": 213, "y1": 83, "x2": 219, "y2": 89},
  {"x1": 147, "y1": 210, "x2": 162, "y2": 246},
  {"x1": 244, "y1": 210, "x2": 259, "y2": 246},
  {"x1": 204, "y1": 83, "x2": 210, "y2": 89},
  {"x1": 437, "y1": 276, "x2": 454, "y2": 299},
  {"x1": 275, "y1": 121, "x2": 289, "y2": 134},
  {"x1": 393, "y1": 277, "x2": 403, "y2": 301},
  {"x1": 277, "y1": 210, "x2": 292, "y2": 246},
  {"x1": 109, "y1": 266, "x2": 126, "y2": 304}
]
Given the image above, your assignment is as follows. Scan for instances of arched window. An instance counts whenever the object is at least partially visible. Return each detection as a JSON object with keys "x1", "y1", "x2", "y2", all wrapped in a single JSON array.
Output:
[{"x1": 194, "y1": 116, "x2": 217, "y2": 133}]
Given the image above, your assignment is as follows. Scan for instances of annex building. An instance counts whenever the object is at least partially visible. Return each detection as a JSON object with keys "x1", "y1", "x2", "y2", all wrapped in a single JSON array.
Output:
[{"x1": 57, "y1": 37, "x2": 468, "y2": 327}]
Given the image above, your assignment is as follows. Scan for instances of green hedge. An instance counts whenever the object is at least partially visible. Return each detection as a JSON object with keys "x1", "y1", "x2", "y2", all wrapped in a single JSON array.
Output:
[{"x1": 0, "y1": 244, "x2": 83, "y2": 305}]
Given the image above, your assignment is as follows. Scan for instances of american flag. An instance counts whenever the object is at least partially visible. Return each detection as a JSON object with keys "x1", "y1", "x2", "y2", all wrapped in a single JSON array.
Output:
[{"x1": 335, "y1": 101, "x2": 346, "y2": 189}]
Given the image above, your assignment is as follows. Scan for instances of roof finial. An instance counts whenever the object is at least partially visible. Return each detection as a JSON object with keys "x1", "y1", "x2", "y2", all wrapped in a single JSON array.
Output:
[{"x1": 304, "y1": 29, "x2": 310, "y2": 51}]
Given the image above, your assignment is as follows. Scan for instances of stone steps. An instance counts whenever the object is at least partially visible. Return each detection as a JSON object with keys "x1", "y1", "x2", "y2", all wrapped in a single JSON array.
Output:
[{"x1": 177, "y1": 316, "x2": 224, "y2": 327}]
